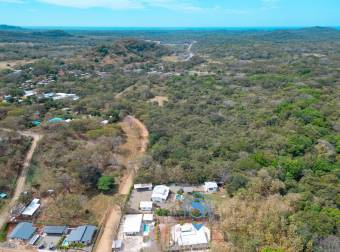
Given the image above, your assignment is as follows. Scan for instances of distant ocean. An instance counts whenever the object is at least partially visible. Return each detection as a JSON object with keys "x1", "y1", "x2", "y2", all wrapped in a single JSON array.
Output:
[{"x1": 23, "y1": 26, "x2": 340, "y2": 31}]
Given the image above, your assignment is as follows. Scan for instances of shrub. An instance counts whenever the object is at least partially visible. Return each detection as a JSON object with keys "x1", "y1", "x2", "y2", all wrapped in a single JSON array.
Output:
[
  {"x1": 286, "y1": 135, "x2": 313, "y2": 156},
  {"x1": 155, "y1": 208, "x2": 170, "y2": 216},
  {"x1": 97, "y1": 176, "x2": 115, "y2": 192},
  {"x1": 226, "y1": 174, "x2": 249, "y2": 196}
]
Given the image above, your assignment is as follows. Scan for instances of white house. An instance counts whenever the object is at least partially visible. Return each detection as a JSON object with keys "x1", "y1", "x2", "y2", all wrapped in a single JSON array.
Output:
[
  {"x1": 134, "y1": 183, "x2": 153, "y2": 191},
  {"x1": 143, "y1": 214, "x2": 154, "y2": 223},
  {"x1": 53, "y1": 93, "x2": 79, "y2": 101},
  {"x1": 204, "y1": 182, "x2": 218, "y2": 193},
  {"x1": 21, "y1": 198, "x2": 40, "y2": 217},
  {"x1": 123, "y1": 214, "x2": 143, "y2": 236},
  {"x1": 112, "y1": 240, "x2": 122, "y2": 251},
  {"x1": 151, "y1": 185, "x2": 170, "y2": 203},
  {"x1": 139, "y1": 201, "x2": 153, "y2": 212},
  {"x1": 171, "y1": 223, "x2": 210, "y2": 249},
  {"x1": 24, "y1": 90, "x2": 37, "y2": 98}
]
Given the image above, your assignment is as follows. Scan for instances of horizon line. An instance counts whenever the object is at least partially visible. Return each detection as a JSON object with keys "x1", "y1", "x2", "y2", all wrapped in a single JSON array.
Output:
[{"x1": 16, "y1": 25, "x2": 340, "y2": 31}]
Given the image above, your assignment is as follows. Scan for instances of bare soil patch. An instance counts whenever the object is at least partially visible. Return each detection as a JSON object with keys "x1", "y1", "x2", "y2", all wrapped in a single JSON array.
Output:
[
  {"x1": 0, "y1": 60, "x2": 36, "y2": 70},
  {"x1": 149, "y1": 96, "x2": 168, "y2": 107},
  {"x1": 162, "y1": 55, "x2": 179, "y2": 62}
]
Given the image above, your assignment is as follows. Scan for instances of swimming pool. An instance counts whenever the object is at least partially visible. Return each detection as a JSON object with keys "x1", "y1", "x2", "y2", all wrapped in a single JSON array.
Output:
[{"x1": 143, "y1": 224, "x2": 150, "y2": 235}]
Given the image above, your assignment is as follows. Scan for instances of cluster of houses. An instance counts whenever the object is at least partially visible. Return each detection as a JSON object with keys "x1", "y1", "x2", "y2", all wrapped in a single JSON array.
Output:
[
  {"x1": 6, "y1": 197, "x2": 97, "y2": 250},
  {"x1": 2, "y1": 90, "x2": 79, "y2": 104},
  {"x1": 114, "y1": 181, "x2": 219, "y2": 251},
  {"x1": 37, "y1": 76, "x2": 56, "y2": 86},
  {"x1": 8, "y1": 222, "x2": 96, "y2": 249}
]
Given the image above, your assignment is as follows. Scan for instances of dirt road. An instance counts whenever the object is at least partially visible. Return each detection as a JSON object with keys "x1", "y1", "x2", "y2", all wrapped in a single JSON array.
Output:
[
  {"x1": 0, "y1": 129, "x2": 42, "y2": 229},
  {"x1": 94, "y1": 116, "x2": 149, "y2": 252},
  {"x1": 184, "y1": 41, "x2": 197, "y2": 61}
]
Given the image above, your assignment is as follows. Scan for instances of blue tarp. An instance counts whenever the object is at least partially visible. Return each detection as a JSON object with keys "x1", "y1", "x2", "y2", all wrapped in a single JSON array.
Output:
[
  {"x1": 47, "y1": 117, "x2": 64, "y2": 123},
  {"x1": 32, "y1": 120, "x2": 41, "y2": 126}
]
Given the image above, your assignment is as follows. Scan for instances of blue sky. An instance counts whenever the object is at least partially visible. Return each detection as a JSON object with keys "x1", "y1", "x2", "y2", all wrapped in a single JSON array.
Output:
[{"x1": 0, "y1": 0, "x2": 339, "y2": 27}]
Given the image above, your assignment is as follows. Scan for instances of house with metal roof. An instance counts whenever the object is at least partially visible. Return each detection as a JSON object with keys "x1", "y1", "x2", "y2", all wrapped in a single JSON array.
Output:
[
  {"x1": 8, "y1": 222, "x2": 36, "y2": 241},
  {"x1": 43, "y1": 225, "x2": 68, "y2": 236},
  {"x1": 151, "y1": 185, "x2": 170, "y2": 203},
  {"x1": 21, "y1": 198, "x2": 40, "y2": 217},
  {"x1": 66, "y1": 225, "x2": 96, "y2": 245},
  {"x1": 139, "y1": 201, "x2": 153, "y2": 212},
  {"x1": 203, "y1": 181, "x2": 218, "y2": 193},
  {"x1": 112, "y1": 240, "x2": 123, "y2": 251},
  {"x1": 143, "y1": 214, "x2": 154, "y2": 223},
  {"x1": 123, "y1": 214, "x2": 143, "y2": 236},
  {"x1": 134, "y1": 184, "x2": 153, "y2": 191}
]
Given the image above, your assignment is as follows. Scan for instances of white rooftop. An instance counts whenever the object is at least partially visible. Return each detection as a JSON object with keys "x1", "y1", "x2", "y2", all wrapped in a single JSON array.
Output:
[
  {"x1": 123, "y1": 214, "x2": 143, "y2": 234},
  {"x1": 22, "y1": 198, "x2": 40, "y2": 216},
  {"x1": 171, "y1": 223, "x2": 210, "y2": 247},
  {"x1": 143, "y1": 214, "x2": 154, "y2": 222},
  {"x1": 140, "y1": 201, "x2": 153, "y2": 209},
  {"x1": 151, "y1": 185, "x2": 170, "y2": 201},
  {"x1": 204, "y1": 181, "x2": 218, "y2": 188},
  {"x1": 112, "y1": 240, "x2": 122, "y2": 249},
  {"x1": 24, "y1": 90, "x2": 37, "y2": 97},
  {"x1": 134, "y1": 183, "x2": 152, "y2": 190},
  {"x1": 53, "y1": 93, "x2": 79, "y2": 101}
]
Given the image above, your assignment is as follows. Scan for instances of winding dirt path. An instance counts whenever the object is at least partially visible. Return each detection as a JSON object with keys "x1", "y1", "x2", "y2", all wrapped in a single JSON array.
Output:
[
  {"x1": 94, "y1": 116, "x2": 149, "y2": 252},
  {"x1": 184, "y1": 41, "x2": 197, "y2": 61},
  {"x1": 0, "y1": 129, "x2": 42, "y2": 229}
]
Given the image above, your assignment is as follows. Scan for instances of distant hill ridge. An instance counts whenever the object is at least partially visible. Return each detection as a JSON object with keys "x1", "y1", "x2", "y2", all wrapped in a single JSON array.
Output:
[
  {"x1": 31, "y1": 30, "x2": 72, "y2": 37},
  {"x1": 0, "y1": 24, "x2": 24, "y2": 31}
]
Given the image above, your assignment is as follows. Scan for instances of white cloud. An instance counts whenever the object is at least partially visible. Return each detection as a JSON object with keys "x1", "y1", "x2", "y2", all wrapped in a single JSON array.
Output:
[
  {"x1": 38, "y1": 0, "x2": 142, "y2": 9},
  {"x1": 36, "y1": 0, "x2": 204, "y2": 11}
]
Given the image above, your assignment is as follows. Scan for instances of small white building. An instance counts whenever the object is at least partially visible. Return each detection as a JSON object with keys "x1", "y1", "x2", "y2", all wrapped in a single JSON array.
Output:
[
  {"x1": 204, "y1": 182, "x2": 218, "y2": 193},
  {"x1": 134, "y1": 183, "x2": 153, "y2": 191},
  {"x1": 143, "y1": 214, "x2": 154, "y2": 223},
  {"x1": 151, "y1": 185, "x2": 170, "y2": 203},
  {"x1": 21, "y1": 198, "x2": 40, "y2": 217},
  {"x1": 101, "y1": 120, "x2": 109, "y2": 125},
  {"x1": 139, "y1": 201, "x2": 153, "y2": 212},
  {"x1": 24, "y1": 90, "x2": 37, "y2": 98},
  {"x1": 122, "y1": 214, "x2": 143, "y2": 236},
  {"x1": 53, "y1": 93, "x2": 79, "y2": 101},
  {"x1": 171, "y1": 223, "x2": 210, "y2": 249},
  {"x1": 112, "y1": 240, "x2": 122, "y2": 251}
]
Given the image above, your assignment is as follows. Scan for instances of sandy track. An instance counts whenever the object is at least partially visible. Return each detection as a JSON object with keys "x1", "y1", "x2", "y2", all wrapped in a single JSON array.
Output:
[
  {"x1": 184, "y1": 41, "x2": 197, "y2": 61},
  {"x1": 94, "y1": 116, "x2": 149, "y2": 252},
  {"x1": 0, "y1": 130, "x2": 42, "y2": 229}
]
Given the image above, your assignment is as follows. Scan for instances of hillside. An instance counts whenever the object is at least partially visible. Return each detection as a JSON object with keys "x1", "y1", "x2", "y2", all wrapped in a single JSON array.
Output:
[{"x1": 0, "y1": 25, "x2": 24, "y2": 31}]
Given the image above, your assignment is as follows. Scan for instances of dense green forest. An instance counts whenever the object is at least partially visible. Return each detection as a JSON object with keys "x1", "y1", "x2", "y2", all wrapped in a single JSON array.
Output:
[{"x1": 0, "y1": 27, "x2": 339, "y2": 251}]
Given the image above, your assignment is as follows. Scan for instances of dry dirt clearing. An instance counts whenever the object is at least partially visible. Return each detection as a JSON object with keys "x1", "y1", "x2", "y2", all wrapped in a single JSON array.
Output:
[
  {"x1": 0, "y1": 60, "x2": 36, "y2": 70},
  {"x1": 94, "y1": 116, "x2": 149, "y2": 252},
  {"x1": 149, "y1": 96, "x2": 168, "y2": 107}
]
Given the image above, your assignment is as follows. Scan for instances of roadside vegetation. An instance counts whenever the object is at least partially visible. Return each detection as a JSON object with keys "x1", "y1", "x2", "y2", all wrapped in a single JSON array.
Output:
[{"x1": 0, "y1": 129, "x2": 31, "y2": 199}]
